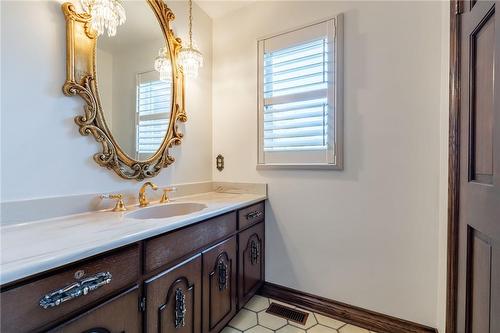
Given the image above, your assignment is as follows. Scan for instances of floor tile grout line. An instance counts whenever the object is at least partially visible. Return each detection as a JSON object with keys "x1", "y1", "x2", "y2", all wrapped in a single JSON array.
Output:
[{"x1": 234, "y1": 296, "x2": 372, "y2": 333}]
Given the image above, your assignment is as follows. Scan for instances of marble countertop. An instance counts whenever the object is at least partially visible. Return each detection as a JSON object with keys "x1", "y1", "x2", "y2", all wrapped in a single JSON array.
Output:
[{"x1": 0, "y1": 191, "x2": 266, "y2": 285}]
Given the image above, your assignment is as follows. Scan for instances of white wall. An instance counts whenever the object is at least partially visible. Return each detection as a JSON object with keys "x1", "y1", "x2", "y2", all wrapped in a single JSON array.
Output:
[
  {"x1": 212, "y1": 1, "x2": 445, "y2": 327},
  {"x1": 436, "y1": 2, "x2": 450, "y2": 333},
  {"x1": 0, "y1": 0, "x2": 213, "y2": 202},
  {"x1": 110, "y1": 37, "x2": 166, "y2": 156}
]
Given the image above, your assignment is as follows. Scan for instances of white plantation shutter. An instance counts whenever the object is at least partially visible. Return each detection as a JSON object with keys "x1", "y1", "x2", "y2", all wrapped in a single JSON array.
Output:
[
  {"x1": 136, "y1": 71, "x2": 171, "y2": 159},
  {"x1": 258, "y1": 16, "x2": 343, "y2": 168}
]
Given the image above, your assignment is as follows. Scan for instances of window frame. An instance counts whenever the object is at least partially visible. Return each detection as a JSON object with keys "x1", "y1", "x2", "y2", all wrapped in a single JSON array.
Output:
[
  {"x1": 257, "y1": 14, "x2": 343, "y2": 170},
  {"x1": 135, "y1": 70, "x2": 172, "y2": 161}
]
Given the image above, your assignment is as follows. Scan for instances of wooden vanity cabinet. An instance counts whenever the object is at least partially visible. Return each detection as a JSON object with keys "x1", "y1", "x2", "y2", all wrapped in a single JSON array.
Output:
[
  {"x1": 202, "y1": 237, "x2": 237, "y2": 333},
  {"x1": 144, "y1": 255, "x2": 202, "y2": 333},
  {"x1": 238, "y1": 222, "x2": 265, "y2": 306},
  {"x1": 48, "y1": 287, "x2": 141, "y2": 333},
  {"x1": 0, "y1": 201, "x2": 265, "y2": 333},
  {"x1": 0, "y1": 245, "x2": 140, "y2": 333}
]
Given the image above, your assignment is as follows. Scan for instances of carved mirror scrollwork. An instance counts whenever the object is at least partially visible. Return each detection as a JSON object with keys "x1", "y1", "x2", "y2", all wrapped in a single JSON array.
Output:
[{"x1": 62, "y1": 0, "x2": 186, "y2": 180}]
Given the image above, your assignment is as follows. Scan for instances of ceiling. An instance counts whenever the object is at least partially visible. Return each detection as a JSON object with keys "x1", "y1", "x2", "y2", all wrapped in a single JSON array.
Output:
[
  {"x1": 195, "y1": 1, "x2": 255, "y2": 19},
  {"x1": 98, "y1": 0, "x2": 257, "y2": 52},
  {"x1": 98, "y1": 1, "x2": 164, "y2": 52}
]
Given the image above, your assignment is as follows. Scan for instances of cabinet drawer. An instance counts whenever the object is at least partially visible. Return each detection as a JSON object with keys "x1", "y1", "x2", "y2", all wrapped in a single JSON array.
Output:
[
  {"x1": 48, "y1": 287, "x2": 140, "y2": 333},
  {"x1": 238, "y1": 202, "x2": 264, "y2": 230},
  {"x1": 145, "y1": 212, "x2": 237, "y2": 273},
  {"x1": 0, "y1": 245, "x2": 139, "y2": 333}
]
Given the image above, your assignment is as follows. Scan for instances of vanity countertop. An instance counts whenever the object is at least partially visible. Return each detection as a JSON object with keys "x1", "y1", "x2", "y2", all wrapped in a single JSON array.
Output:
[{"x1": 0, "y1": 191, "x2": 266, "y2": 285}]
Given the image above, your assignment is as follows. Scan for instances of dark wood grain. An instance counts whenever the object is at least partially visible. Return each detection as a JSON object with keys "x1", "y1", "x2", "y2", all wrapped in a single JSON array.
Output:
[
  {"x1": 48, "y1": 287, "x2": 141, "y2": 333},
  {"x1": 238, "y1": 202, "x2": 265, "y2": 230},
  {"x1": 238, "y1": 222, "x2": 265, "y2": 307},
  {"x1": 446, "y1": 2, "x2": 461, "y2": 332},
  {"x1": 456, "y1": 1, "x2": 499, "y2": 333},
  {"x1": 259, "y1": 282, "x2": 437, "y2": 333},
  {"x1": 468, "y1": 3, "x2": 495, "y2": 184},
  {"x1": 144, "y1": 255, "x2": 202, "y2": 333},
  {"x1": 202, "y1": 237, "x2": 237, "y2": 333},
  {"x1": 0, "y1": 245, "x2": 139, "y2": 333},
  {"x1": 144, "y1": 212, "x2": 237, "y2": 273}
]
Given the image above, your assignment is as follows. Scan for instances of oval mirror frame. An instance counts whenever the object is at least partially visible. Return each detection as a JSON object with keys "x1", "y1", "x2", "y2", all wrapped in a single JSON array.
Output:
[{"x1": 61, "y1": 0, "x2": 186, "y2": 180}]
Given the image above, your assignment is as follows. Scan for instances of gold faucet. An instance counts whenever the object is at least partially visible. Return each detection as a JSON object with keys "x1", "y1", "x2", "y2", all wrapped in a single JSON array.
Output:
[
  {"x1": 139, "y1": 182, "x2": 158, "y2": 207},
  {"x1": 160, "y1": 187, "x2": 177, "y2": 203},
  {"x1": 100, "y1": 193, "x2": 127, "y2": 212}
]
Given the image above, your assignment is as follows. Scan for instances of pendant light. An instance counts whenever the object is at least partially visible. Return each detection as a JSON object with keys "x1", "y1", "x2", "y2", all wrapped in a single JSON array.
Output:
[
  {"x1": 154, "y1": 46, "x2": 172, "y2": 81},
  {"x1": 80, "y1": 0, "x2": 126, "y2": 37},
  {"x1": 178, "y1": 0, "x2": 204, "y2": 79}
]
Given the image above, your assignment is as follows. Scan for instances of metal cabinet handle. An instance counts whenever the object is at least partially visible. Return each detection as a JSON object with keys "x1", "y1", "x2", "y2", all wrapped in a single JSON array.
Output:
[
  {"x1": 175, "y1": 288, "x2": 187, "y2": 328},
  {"x1": 81, "y1": 328, "x2": 111, "y2": 333},
  {"x1": 250, "y1": 240, "x2": 260, "y2": 265},
  {"x1": 39, "y1": 272, "x2": 112, "y2": 309},
  {"x1": 217, "y1": 260, "x2": 228, "y2": 291},
  {"x1": 246, "y1": 210, "x2": 263, "y2": 220}
]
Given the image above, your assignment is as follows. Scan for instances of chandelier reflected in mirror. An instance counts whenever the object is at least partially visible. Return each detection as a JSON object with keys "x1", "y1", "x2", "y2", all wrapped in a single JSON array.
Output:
[
  {"x1": 154, "y1": 46, "x2": 172, "y2": 81},
  {"x1": 80, "y1": 0, "x2": 126, "y2": 37}
]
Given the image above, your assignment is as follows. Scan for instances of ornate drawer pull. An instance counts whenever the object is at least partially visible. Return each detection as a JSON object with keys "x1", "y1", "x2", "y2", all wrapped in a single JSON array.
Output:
[
  {"x1": 39, "y1": 272, "x2": 112, "y2": 309},
  {"x1": 246, "y1": 211, "x2": 263, "y2": 220},
  {"x1": 217, "y1": 260, "x2": 228, "y2": 291},
  {"x1": 175, "y1": 288, "x2": 187, "y2": 328},
  {"x1": 250, "y1": 240, "x2": 260, "y2": 265}
]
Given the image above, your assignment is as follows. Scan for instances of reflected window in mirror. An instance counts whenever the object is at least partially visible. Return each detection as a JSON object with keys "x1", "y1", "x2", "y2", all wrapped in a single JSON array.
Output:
[{"x1": 136, "y1": 71, "x2": 171, "y2": 160}]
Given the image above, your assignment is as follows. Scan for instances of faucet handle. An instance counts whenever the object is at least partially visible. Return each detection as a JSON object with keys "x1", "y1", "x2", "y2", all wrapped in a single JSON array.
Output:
[
  {"x1": 100, "y1": 193, "x2": 127, "y2": 212},
  {"x1": 160, "y1": 187, "x2": 177, "y2": 203}
]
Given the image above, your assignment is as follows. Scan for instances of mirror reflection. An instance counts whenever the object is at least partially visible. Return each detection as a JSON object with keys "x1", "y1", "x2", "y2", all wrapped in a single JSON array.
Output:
[{"x1": 96, "y1": 1, "x2": 173, "y2": 161}]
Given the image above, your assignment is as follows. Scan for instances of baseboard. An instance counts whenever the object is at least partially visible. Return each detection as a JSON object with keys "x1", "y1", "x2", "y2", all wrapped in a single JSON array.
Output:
[{"x1": 258, "y1": 282, "x2": 437, "y2": 333}]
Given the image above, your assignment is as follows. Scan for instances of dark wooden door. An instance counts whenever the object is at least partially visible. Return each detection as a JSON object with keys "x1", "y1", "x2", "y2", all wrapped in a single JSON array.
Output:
[
  {"x1": 456, "y1": 1, "x2": 500, "y2": 332},
  {"x1": 238, "y1": 222, "x2": 265, "y2": 307},
  {"x1": 202, "y1": 236, "x2": 237, "y2": 333},
  {"x1": 48, "y1": 288, "x2": 140, "y2": 333},
  {"x1": 144, "y1": 255, "x2": 202, "y2": 333}
]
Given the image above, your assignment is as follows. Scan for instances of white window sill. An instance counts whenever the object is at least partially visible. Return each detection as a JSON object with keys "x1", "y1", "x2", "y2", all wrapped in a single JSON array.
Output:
[{"x1": 256, "y1": 163, "x2": 343, "y2": 170}]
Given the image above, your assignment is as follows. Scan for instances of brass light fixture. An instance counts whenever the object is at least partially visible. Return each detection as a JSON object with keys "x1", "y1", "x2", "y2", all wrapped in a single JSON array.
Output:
[{"x1": 178, "y1": 0, "x2": 204, "y2": 79}]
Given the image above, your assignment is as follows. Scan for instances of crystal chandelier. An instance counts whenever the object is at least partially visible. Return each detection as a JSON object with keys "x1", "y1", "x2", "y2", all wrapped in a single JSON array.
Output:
[
  {"x1": 81, "y1": 0, "x2": 126, "y2": 37},
  {"x1": 178, "y1": 0, "x2": 204, "y2": 79},
  {"x1": 154, "y1": 46, "x2": 172, "y2": 81}
]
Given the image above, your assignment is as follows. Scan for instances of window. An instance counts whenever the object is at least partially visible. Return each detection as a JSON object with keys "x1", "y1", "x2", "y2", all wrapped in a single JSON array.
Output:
[
  {"x1": 257, "y1": 15, "x2": 343, "y2": 169},
  {"x1": 136, "y1": 71, "x2": 172, "y2": 159}
]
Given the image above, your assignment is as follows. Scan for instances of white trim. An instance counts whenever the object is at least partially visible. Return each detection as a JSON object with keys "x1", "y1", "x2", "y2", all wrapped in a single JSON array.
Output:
[
  {"x1": 256, "y1": 163, "x2": 342, "y2": 170},
  {"x1": 257, "y1": 14, "x2": 344, "y2": 170},
  {"x1": 257, "y1": 14, "x2": 344, "y2": 42}
]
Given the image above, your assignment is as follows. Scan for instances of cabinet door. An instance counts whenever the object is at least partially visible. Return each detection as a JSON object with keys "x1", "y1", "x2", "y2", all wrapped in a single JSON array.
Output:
[
  {"x1": 144, "y1": 254, "x2": 202, "y2": 333},
  {"x1": 238, "y1": 222, "x2": 264, "y2": 306},
  {"x1": 202, "y1": 237, "x2": 237, "y2": 333},
  {"x1": 48, "y1": 287, "x2": 140, "y2": 333}
]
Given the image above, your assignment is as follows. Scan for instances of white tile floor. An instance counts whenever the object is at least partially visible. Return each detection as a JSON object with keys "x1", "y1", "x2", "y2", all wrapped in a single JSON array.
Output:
[{"x1": 222, "y1": 295, "x2": 378, "y2": 333}]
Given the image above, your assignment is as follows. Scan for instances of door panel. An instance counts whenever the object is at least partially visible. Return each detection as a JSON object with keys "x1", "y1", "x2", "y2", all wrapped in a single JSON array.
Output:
[
  {"x1": 48, "y1": 287, "x2": 140, "y2": 333},
  {"x1": 144, "y1": 255, "x2": 201, "y2": 333},
  {"x1": 457, "y1": 1, "x2": 500, "y2": 332},
  {"x1": 470, "y1": 7, "x2": 495, "y2": 184},
  {"x1": 202, "y1": 237, "x2": 237, "y2": 333},
  {"x1": 238, "y1": 223, "x2": 264, "y2": 307}
]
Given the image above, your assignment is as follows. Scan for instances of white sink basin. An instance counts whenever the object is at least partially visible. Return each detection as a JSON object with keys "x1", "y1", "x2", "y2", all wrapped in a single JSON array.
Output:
[{"x1": 126, "y1": 202, "x2": 207, "y2": 220}]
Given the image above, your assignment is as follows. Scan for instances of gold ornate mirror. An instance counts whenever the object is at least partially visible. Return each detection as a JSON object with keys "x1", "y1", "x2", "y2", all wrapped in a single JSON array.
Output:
[{"x1": 62, "y1": 0, "x2": 186, "y2": 180}]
